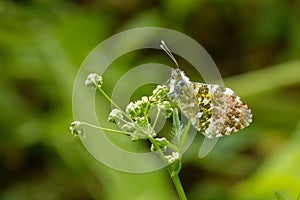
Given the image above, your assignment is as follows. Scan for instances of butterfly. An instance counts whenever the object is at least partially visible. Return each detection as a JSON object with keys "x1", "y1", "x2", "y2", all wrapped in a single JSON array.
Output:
[
  {"x1": 160, "y1": 41, "x2": 252, "y2": 139},
  {"x1": 168, "y1": 68, "x2": 252, "y2": 138}
]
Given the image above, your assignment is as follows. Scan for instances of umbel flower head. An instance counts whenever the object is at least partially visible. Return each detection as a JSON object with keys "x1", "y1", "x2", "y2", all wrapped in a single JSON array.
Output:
[
  {"x1": 147, "y1": 85, "x2": 174, "y2": 118},
  {"x1": 106, "y1": 85, "x2": 174, "y2": 141},
  {"x1": 150, "y1": 85, "x2": 169, "y2": 102},
  {"x1": 125, "y1": 96, "x2": 150, "y2": 126},
  {"x1": 85, "y1": 73, "x2": 103, "y2": 89}
]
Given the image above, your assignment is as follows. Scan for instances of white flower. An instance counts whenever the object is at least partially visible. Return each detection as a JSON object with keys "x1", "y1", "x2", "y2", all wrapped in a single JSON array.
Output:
[
  {"x1": 165, "y1": 152, "x2": 180, "y2": 164},
  {"x1": 126, "y1": 102, "x2": 135, "y2": 114},
  {"x1": 85, "y1": 73, "x2": 103, "y2": 89},
  {"x1": 108, "y1": 109, "x2": 123, "y2": 124},
  {"x1": 141, "y1": 96, "x2": 149, "y2": 103},
  {"x1": 69, "y1": 121, "x2": 86, "y2": 139}
]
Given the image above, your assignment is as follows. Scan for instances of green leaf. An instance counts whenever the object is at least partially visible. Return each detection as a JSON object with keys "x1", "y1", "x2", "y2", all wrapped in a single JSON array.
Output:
[{"x1": 171, "y1": 108, "x2": 183, "y2": 146}]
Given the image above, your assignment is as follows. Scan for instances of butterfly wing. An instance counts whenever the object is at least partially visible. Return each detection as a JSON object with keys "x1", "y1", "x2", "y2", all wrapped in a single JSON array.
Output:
[{"x1": 192, "y1": 82, "x2": 252, "y2": 138}]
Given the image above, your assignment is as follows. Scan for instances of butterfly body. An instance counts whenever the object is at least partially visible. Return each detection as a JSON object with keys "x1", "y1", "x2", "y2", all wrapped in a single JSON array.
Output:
[{"x1": 168, "y1": 68, "x2": 252, "y2": 138}]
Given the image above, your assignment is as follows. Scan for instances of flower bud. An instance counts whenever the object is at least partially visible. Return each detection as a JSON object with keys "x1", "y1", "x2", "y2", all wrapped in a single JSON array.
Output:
[
  {"x1": 85, "y1": 73, "x2": 103, "y2": 89},
  {"x1": 108, "y1": 109, "x2": 123, "y2": 124},
  {"x1": 69, "y1": 121, "x2": 86, "y2": 139}
]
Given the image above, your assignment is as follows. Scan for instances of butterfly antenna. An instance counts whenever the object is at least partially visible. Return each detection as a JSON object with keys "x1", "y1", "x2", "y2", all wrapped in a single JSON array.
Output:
[{"x1": 160, "y1": 40, "x2": 179, "y2": 68}]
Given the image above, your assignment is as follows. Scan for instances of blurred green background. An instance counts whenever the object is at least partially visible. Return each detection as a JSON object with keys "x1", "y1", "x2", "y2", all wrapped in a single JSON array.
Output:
[{"x1": 1, "y1": 0, "x2": 300, "y2": 199}]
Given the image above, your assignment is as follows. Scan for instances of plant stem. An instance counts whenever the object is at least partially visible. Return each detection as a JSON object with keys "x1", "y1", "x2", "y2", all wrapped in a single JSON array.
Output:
[
  {"x1": 167, "y1": 169, "x2": 187, "y2": 200},
  {"x1": 80, "y1": 122, "x2": 131, "y2": 136},
  {"x1": 97, "y1": 86, "x2": 134, "y2": 123},
  {"x1": 148, "y1": 137, "x2": 187, "y2": 200},
  {"x1": 148, "y1": 137, "x2": 167, "y2": 161}
]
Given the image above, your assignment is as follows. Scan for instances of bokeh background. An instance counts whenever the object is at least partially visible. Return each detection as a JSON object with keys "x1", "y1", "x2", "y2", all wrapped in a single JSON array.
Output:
[{"x1": 1, "y1": 0, "x2": 300, "y2": 199}]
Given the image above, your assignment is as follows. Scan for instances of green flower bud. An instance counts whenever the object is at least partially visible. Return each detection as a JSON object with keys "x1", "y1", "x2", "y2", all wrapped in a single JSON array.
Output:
[{"x1": 135, "y1": 117, "x2": 148, "y2": 126}]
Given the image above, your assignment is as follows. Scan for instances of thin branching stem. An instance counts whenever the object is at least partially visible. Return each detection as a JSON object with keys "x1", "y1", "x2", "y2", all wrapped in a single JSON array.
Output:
[
  {"x1": 80, "y1": 122, "x2": 131, "y2": 136},
  {"x1": 97, "y1": 86, "x2": 134, "y2": 123}
]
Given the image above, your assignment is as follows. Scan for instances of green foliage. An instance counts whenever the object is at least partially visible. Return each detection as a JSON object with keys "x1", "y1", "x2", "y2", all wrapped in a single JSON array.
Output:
[{"x1": 170, "y1": 109, "x2": 191, "y2": 152}]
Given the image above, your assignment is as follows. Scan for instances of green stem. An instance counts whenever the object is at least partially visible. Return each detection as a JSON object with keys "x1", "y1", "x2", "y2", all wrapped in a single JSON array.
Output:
[
  {"x1": 80, "y1": 122, "x2": 131, "y2": 136},
  {"x1": 144, "y1": 87, "x2": 161, "y2": 123},
  {"x1": 167, "y1": 143, "x2": 180, "y2": 152},
  {"x1": 114, "y1": 115, "x2": 136, "y2": 128},
  {"x1": 167, "y1": 169, "x2": 187, "y2": 200},
  {"x1": 148, "y1": 137, "x2": 187, "y2": 200},
  {"x1": 148, "y1": 137, "x2": 167, "y2": 161},
  {"x1": 97, "y1": 86, "x2": 134, "y2": 123}
]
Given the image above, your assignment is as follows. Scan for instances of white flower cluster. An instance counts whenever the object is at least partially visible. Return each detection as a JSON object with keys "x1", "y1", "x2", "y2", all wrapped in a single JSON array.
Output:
[
  {"x1": 85, "y1": 73, "x2": 103, "y2": 89},
  {"x1": 125, "y1": 96, "x2": 149, "y2": 126},
  {"x1": 107, "y1": 85, "x2": 174, "y2": 141}
]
